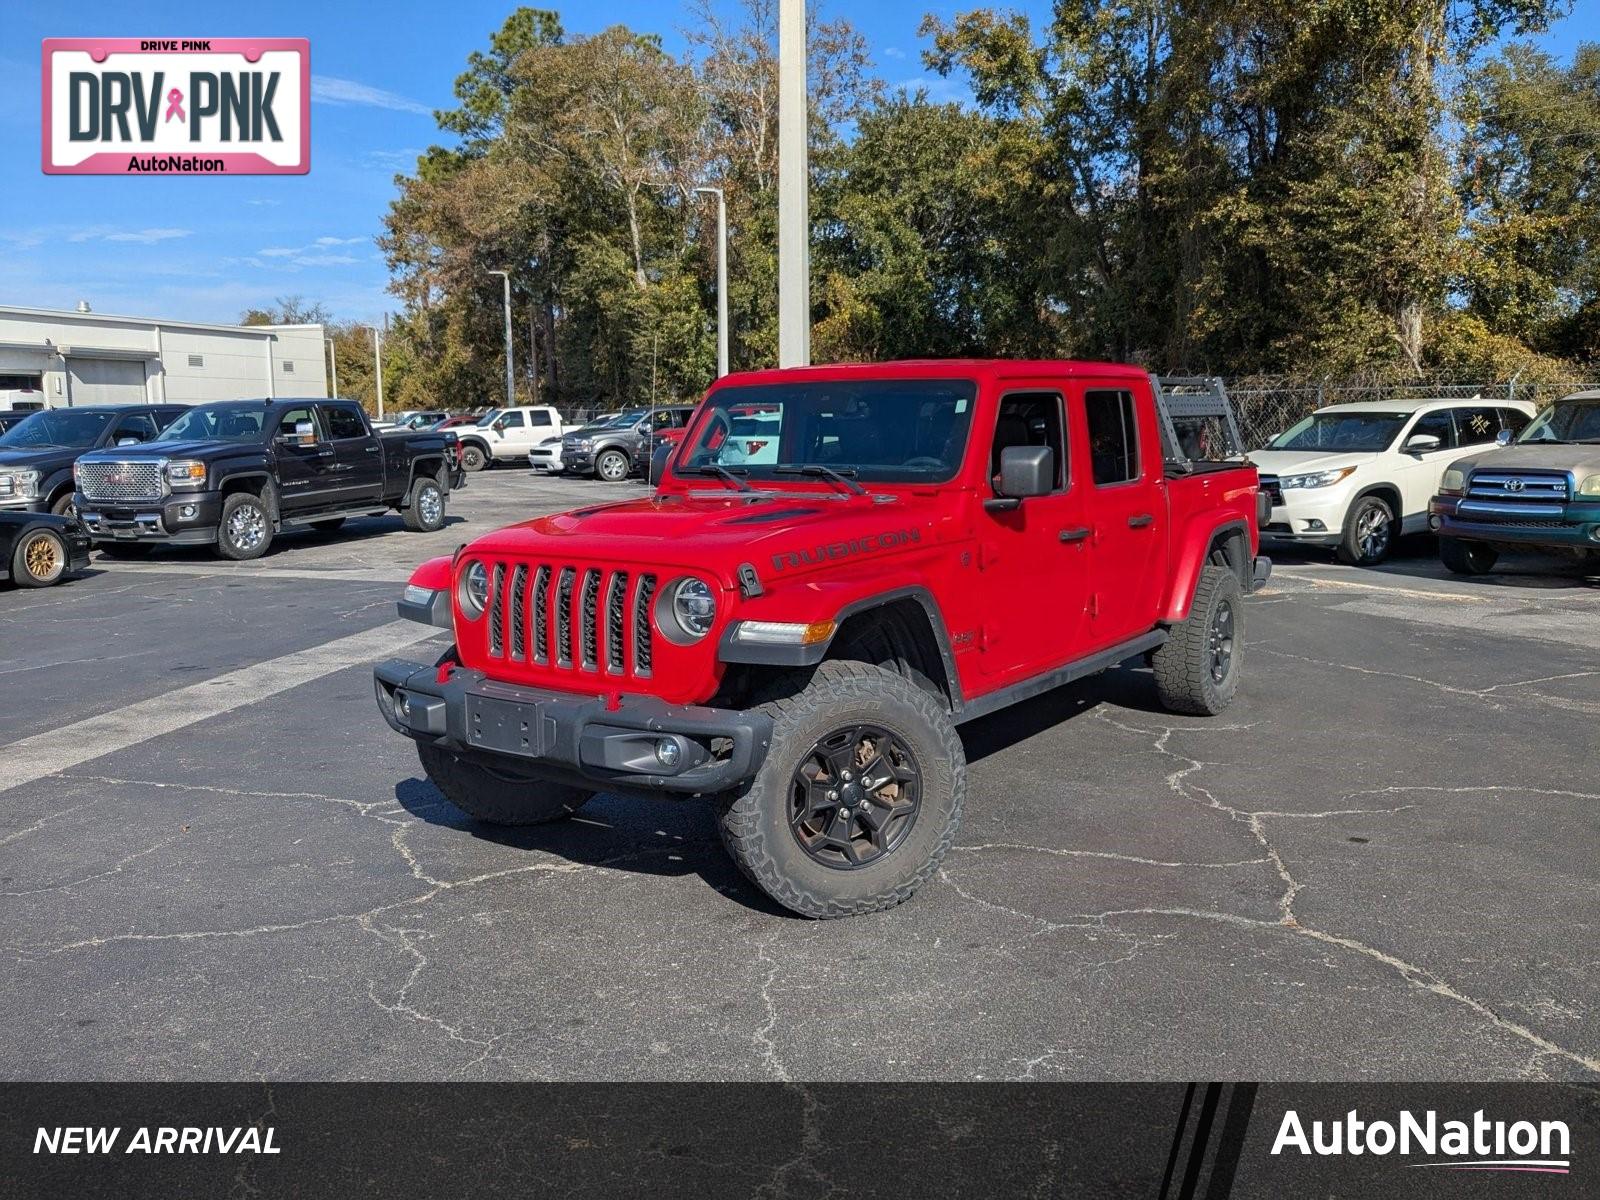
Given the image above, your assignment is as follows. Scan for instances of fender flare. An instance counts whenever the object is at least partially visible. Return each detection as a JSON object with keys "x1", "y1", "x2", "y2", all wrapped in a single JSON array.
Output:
[
  {"x1": 1161, "y1": 516, "x2": 1250, "y2": 623},
  {"x1": 42, "y1": 467, "x2": 76, "y2": 506},
  {"x1": 218, "y1": 470, "x2": 280, "y2": 526}
]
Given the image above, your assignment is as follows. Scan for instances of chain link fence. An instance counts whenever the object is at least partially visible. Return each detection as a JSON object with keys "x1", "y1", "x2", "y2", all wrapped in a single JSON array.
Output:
[{"x1": 1224, "y1": 370, "x2": 1600, "y2": 449}]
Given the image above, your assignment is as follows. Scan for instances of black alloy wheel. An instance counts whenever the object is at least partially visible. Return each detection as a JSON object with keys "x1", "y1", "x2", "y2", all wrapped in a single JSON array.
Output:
[
  {"x1": 789, "y1": 724, "x2": 921, "y2": 870},
  {"x1": 1207, "y1": 598, "x2": 1235, "y2": 683}
]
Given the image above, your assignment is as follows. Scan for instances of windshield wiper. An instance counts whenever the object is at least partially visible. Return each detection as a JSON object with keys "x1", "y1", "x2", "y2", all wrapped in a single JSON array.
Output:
[
  {"x1": 773, "y1": 464, "x2": 867, "y2": 495},
  {"x1": 682, "y1": 464, "x2": 753, "y2": 492}
]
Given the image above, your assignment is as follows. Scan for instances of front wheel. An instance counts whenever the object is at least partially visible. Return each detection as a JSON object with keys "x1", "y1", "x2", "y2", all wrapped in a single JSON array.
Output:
[
  {"x1": 402, "y1": 475, "x2": 446, "y2": 532},
  {"x1": 1440, "y1": 537, "x2": 1498, "y2": 576},
  {"x1": 1337, "y1": 495, "x2": 1396, "y2": 566},
  {"x1": 417, "y1": 743, "x2": 593, "y2": 825},
  {"x1": 718, "y1": 660, "x2": 965, "y2": 919},
  {"x1": 217, "y1": 492, "x2": 273, "y2": 561},
  {"x1": 595, "y1": 449, "x2": 630, "y2": 482},
  {"x1": 460, "y1": 444, "x2": 487, "y2": 473},
  {"x1": 12, "y1": 528, "x2": 69, "y2": 587},
  {"x1": 49, "y1": 493, "x2": 76, "y2": 519},
  {"x1": 1152, "y1": 565, "x2": 1244, "y2": 716}
]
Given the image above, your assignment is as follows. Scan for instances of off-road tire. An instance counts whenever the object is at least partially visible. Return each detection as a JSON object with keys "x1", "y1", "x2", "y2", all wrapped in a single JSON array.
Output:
[
  {"x1": 1439, "y1": 537, "x2": 1498, "y2": 576},
  {"x1": 98, "y1": 542, "x2": 153, "y2": 559},
  {"x1": 460, "y1": 443, "x2": 488, "y2": 473},
  {"x1": 1152, "y1": 564, "x2": 1243, "y2": 716},
  {"x1": 217, "y1": 492, "x2": 273, "y2": 561},
  {"x1": 402, "y1": 475, "x2": 447, "y2": 533},
  {"x1": 309, "y1": 517, "x2": 346, "y2": 533},
  {"x1": 12, "y1": 528, "x2": 68, "y2": 587},
  {"x1": 595, "y1": 449, "x2": 630, "y2": 482},
  {"x1": 717, "y1": 660, "x2": 964, "y2": 919},
  {"x1": 1337, "y1": 494, "x2": 1396, "y2": 566},
  {"x1": 417, "y1": 742, "x2": 593, "y2": 825}
]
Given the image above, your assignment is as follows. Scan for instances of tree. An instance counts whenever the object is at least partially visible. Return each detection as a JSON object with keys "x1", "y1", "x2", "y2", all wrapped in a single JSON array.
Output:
[{"x1": 240, "y1": 295, "x2": 331, "y2": 326}]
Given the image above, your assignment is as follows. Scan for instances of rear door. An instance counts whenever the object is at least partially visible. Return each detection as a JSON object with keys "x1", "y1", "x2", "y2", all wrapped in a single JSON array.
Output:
[
  {"x1": 974, "y1": 384, "x2": 1090, "y2": 683},
  {"x1": 322, "y1": 401, "x2": 385, "y2": 504},
  {"x1": 1077, "y1": 381, "x2": 1168, "y2": 649},
  {"x1": 272, "y1": 404, "x2": 336, "y2": 514}
]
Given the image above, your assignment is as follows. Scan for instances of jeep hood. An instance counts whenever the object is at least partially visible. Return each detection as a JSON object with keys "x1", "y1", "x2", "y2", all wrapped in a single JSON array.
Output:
[
  {"x1": 1249, "y1": 449, "x2": 1374, "y2": 475},
  {"x1": 467, "y1": 491, "x2": 945, "y2": 584},
  {"x1": 1446, "y1": 444, "x2": 1600, "y2": 478}
]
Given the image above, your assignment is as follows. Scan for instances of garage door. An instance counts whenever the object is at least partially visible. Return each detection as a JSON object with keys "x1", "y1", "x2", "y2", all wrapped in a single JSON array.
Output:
[{"x1": 68, "y1": 357, "x2": 148, "y2": 406}]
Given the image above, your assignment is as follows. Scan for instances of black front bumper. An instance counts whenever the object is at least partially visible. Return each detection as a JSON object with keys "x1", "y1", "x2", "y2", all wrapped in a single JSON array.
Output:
[
  {"x1": 76, "y1": 491, "x2": 222, "y2": 545},
  {"x1": 374, "y1": 659, "x2": 772, "y2": 795}
]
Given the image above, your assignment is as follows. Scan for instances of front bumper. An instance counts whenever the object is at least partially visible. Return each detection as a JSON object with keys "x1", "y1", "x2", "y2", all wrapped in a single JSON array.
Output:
[
  {"x1": 76, "y1": 490, "x2": 222, "y2": 545},
  {"x1": 1259, "y1": 488, "x2": 1354, "y2": 546},
  {"x1": 374, "y1": 658, "x2": 773, "y2": 795},
  {"x1": 1429, "y1": 496, "x2": 1600, "y2": 548},
  {"x1": 527, "y1": 449, "x2": 564, "y2": 474},
  {"x1": 563, "y1": 448, "x2": 594, "y2": 474},
  {"x1": 0, "y1": 496, "x2": 50, "y2": 513}
]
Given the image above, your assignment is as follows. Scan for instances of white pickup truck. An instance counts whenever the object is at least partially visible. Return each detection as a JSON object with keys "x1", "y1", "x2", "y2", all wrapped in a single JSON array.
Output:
[{"x1": 454, "y1": 406, "x2": 567, "y2": 472}]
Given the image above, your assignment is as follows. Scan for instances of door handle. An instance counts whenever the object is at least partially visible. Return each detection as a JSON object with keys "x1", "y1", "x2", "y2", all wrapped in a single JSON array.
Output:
[
  {"x1": 364, "y1": 445, "x2": 380, "y2": 454},
  {"x1": 1128, "y1": 513, "x2": 1155, "y2": 529},
  {"x1": 315, "y1": 448, "x2": 334, "y2": 458},
  {"x1": 1059, "y1": 527, "x2": 1091, "y2": 543}
]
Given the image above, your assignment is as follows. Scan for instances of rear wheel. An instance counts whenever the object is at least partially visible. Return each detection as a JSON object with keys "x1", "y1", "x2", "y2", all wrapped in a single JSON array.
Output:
[
  {"x1": 595, "y1": 449, "x2": 630, "y2": 482},
  {"x1": 1439, "y1": 537, "x2": 1498, "y2": 576},
  {"x1": 1337, "y1": 495, "x2": 1396, "y2": 566},
  {"x1": 402, "y1": 475, "x2": 446, "y2": 532},
  {"x1": 217, "y1": 492, "x2": 272, "y2": 561},
  {"x1": 460, "y1": 444, "x2": 487, "y2": 473},
  {"x1": 12, "y1": 528, "x2": 68, "y2": 587},
  {"x1": 417, "y1": 743, "x2": 593, "y2": 825},
  {"x1": 1152, "y1": 565, "x2": 1243, "y2": 716},
  {"x1": 717, "y1": 660, "x2": 964, "y2": 919}
]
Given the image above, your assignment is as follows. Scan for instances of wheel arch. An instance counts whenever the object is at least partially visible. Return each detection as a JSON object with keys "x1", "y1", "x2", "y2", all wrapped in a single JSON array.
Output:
[
  {"x1": 1349, "y1": 482, "x2": 1402, "y2": 524},
  {"x1": 219, "y1": 471, "x2": 279, "y2": 523},
  {"x1": 1161, "y1": 516, "x2": 1250, "y2": 623}
]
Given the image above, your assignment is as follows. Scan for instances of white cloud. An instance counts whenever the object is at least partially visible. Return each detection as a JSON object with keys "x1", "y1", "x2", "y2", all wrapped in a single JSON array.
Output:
[
  {"x1": 892, "y1": 75, "x2": 971, "y2": 106},
  {"x1": 311, "y1": 75, "x2": 431, "y2": 115},
  {"x1": 315, "y1": 236, "x2": 366, "y2": 246},
  {"x1": 246, "y1": 198, "x2": 281, "y2": 207},
  {"x1": 103, "y1": 228, "x2": 193, "y2": 244},
  {"x1": 882, "y1": 47, "x2": 907, "y2": 59}
]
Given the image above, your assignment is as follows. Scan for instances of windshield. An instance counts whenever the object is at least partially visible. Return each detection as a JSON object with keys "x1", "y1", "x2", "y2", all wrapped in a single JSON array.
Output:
[
  {"x1": 156, "y1": 403, "x2": 270, "y2": 443},
  {"x1": 0, "y1": 409, "x2": 114, "y2": 449},
  {"x1": 603, "y1": 410, "x2": 646, "y2": 428},
  {"x1": 1518, "y1": 400, "x2": 1600, "y2": 444},
  {"x1": 1267, "y1": 411, "x2": 1410, "y2": 454},
  {"x1": 678, "y1": 379, "x2": 976, "y2": 484},
  {"x1": 474, "y1": 410, "x2": 499, "y2": 427}
]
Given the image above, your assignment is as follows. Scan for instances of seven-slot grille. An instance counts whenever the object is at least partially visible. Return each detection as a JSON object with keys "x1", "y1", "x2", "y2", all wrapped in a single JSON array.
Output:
[
  {"x1": 1458, "y1": 469, "x2": 1572, "y2": 521},
  {"x1": 77, "y1": 460, "x2": 164, "y2": 503},
  {"x1": 487, "y1": 560, "x2": 657, "y2": 678}
]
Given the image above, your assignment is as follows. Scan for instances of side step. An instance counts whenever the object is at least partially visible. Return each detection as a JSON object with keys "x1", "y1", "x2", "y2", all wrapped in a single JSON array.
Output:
[{"x1": 955, "y1": 629, "x2": 1168, "y2": 725}]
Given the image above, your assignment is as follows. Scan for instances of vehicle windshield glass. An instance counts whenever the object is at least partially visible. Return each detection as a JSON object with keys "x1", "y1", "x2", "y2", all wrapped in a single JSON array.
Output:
[
  {"x1": 155, "y1": 404, "x2": 269, "y2": 443},
  {"x1": 0, "y1": 409, "x2": 114, "y2": 449},
  {"x1": 1518, "y1": 400, "x2": 1600, "y2": 444},
  {"x1": 603, "y1": 411, "x2": 646, "y2": 428},
  {"x1": 678, "y1": 379, "x2": 977, "y2": 484},
  {"x1": 1267, "y1": 411, "x2": 1410, "y2": 453}
]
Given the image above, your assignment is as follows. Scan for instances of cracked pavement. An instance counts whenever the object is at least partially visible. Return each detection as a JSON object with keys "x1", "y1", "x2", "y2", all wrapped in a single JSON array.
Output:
[{"x1": 2, "y1": 474, "x2": 1598, "y2": 1081}]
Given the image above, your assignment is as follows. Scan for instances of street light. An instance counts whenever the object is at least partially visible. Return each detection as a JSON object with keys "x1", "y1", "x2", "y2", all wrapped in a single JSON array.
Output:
[
  {"x1": 777, "y1": 0, "x2": 809, "y2": 367},
  {"x1": 366, "y1": 325, "x2": 384, "y2": 419},
  {"x1": 487, "y1": 269, "x2": 514, "y2": 410},
  {"x1": 694, "y1": 186, "x2": 729, "y2": 377}
]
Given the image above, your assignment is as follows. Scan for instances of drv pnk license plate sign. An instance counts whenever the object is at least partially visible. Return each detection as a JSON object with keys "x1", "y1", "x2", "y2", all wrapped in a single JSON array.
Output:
[{"x1": 42, "y1": 39, "x2": 309, "y2": 175}]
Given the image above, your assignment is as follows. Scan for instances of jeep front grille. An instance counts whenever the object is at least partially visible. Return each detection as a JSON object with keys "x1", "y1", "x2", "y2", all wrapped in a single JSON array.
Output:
[
  {"x1": 77, "y1": 460, "x2": 164, "y2": 503},
  {"x1": 490, "y1": 559, "x2": 656, "y2": 679}
]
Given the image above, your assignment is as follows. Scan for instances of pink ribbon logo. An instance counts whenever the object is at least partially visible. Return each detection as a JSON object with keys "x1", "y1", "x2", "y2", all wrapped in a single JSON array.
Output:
[{"x1": 164, "y1": 88, "x2": 185, "y2": 123}]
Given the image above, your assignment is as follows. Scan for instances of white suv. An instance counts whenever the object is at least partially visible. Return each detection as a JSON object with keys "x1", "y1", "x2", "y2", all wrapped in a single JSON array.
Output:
[{"x1": 1252, "y1": 398, "x2": 1535, "y2": 565}]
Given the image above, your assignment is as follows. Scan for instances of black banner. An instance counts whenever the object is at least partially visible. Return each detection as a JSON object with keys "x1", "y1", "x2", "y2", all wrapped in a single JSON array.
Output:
[{"x1": 3, "y1": 1083, "x2": 1594, "y2": 1197}]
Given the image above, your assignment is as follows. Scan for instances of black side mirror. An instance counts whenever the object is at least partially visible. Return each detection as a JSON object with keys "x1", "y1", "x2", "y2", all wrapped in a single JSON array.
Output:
[
  {"x1": 998, "y1": 445, "x2": 1053, "y2": 499},
  {"x1": 649, "y1": 441, "x2": 672, "y2": 486},
  {"x1": 1495, "y1": 428, "x2": 1514, "y2": 447}
]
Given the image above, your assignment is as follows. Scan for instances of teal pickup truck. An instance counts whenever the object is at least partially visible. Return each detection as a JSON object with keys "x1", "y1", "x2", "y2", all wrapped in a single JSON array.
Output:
[{"x1": 1429, "y1": 390, "x2": 1600, "y2": 574}]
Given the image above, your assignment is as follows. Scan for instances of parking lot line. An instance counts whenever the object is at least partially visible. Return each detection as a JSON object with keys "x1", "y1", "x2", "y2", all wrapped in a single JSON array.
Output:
[{"x1": 0, "y1": 619, "x2": 442, "y2": 799}]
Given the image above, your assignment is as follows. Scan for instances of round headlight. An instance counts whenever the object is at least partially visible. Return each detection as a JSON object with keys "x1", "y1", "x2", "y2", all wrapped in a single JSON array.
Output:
[
  {"x1": 458, "y1": 560, "x2": 489, "y2": 619},
  {"x1": 658, "y1": 576, "x2": 716, "y2": 642}
]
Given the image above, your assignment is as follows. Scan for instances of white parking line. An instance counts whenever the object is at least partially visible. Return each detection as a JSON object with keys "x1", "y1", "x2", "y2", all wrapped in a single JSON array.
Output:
[{"x1": 0, "y1": 619, "x2": 442, "y2": 798}]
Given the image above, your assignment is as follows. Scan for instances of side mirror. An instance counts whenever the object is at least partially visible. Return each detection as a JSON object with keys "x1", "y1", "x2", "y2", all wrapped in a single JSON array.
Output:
[
  {"x1": 649, "y1": 442, "x2": 672, "y2": 486},
  {"x1": 1404, "y1": 433, "x2": 1442, "y2": 454},
  {"x1": 1495, "y1": 428, "x2": 1514, "y2": 447},
  {"x1": 116, "y1": 437, "x2": 140, "y2": 446},
  {"x1": 996, "y1": 445, "x2": 1054, "y2": 502},
  {"x1": 278, "y1": 420, "x2": 316, "y2": 445}
]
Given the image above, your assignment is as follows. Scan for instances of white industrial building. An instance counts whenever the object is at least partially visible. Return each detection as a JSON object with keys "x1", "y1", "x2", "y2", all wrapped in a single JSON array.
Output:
[{"x1": 0, "y1": 304, "x2": 327, "y2": 408}]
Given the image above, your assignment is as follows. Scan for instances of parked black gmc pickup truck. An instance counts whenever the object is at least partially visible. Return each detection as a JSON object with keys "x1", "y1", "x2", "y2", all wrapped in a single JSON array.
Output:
[{"x1": 73, "y1": 398, "x2": 464, "y2": 560}]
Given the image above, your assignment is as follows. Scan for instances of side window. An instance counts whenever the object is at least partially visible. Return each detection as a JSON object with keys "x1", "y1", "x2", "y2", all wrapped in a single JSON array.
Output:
[
  {"x1": 1455, "y1": 408, "x2": 1498, "y2": 447},
  {"x1": 529, "y1": 410, "x2": 552, "y2": 427},
  {"x1": 1500, "y1": 408, "x2": 1532, "y2": 436},
  {"x1": 1408, "y1": 409, "x2": 1456, "y2": 450},
  {"x1": 277, "y1": 407, "x2": 318, "y2": 438},
  {"x1": 498, "y1": 411, "x2": 526, "y2": 429},
  {"x1": 1084, "y1": 389, "x2": 1140, "y2": 485},
  {"x1": 990, "y1": 391, "x2": 1066, "y2": 491},
  {"x1": 154, "y1": 408, "x2": 186, "y2": 430},
  {"x1": 322, "y1": 404, "x2": 367, "y2": 440},
  {"x1": 112, "y1": 413, "x2": 159, "y2": 443}
]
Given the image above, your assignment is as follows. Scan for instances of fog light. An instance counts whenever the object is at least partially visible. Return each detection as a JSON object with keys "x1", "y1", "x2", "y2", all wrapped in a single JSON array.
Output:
[
  {"x1": 179, "y1": 504, "x2": 197, "y2": 519},
  {"x1": 655, "y1": 739, "x2": 682, "y2": 768},
  {"x1": 1304, "y1": 519, "x2": 1326, "y2": 532}
]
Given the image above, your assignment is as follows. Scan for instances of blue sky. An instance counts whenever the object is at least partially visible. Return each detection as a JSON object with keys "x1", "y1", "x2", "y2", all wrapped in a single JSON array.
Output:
[{"x1": 0, "y1": 0, "x2": 1593, "y2": 326}]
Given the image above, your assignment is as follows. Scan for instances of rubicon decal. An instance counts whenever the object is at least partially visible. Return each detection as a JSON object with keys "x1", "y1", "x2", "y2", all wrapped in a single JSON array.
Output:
[
  {"x1": 1272, "y1": 1108, "x2": 1572, "y2": 1174},
  {"x1": 42, "y1": 38, "x2": 309, "y2": 175},
  {"x1": 770, "y1": 528, "x2": 921, "y2": 571}
]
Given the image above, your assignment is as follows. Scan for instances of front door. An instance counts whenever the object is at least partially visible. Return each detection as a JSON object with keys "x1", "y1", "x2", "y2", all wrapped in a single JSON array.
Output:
[
  {"x1": 1078, "y1": 382, "x2": 1168, "y2": 649},
  {"x1": 322, "y1": 402, "x2": 385, "y2": 505},
  {"x1": 974, "y1": 386, "x2": 1090, "y2": 684},
  {"x1": 272, "y1": 405, "x2": 335, "y2": 514},
  {"x1": 1392, "y1": 408, "x2": 1460, "y2": 527}
]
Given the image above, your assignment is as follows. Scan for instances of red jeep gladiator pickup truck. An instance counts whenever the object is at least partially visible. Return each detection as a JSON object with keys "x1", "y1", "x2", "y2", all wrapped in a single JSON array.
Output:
[{"x1": 375, "y1": 361, "x2": 1269, "y2": 918}]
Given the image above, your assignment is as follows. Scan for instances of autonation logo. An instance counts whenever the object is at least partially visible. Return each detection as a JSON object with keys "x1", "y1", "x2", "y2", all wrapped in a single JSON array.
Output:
[{"x1": 1272, "y1": 1108, "x2": 1572, "y2": 1175}]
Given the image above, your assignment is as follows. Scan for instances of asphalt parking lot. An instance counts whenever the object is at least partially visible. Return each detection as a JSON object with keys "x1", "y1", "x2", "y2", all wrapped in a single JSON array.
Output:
[{"x1": 3, "y1": 470, "x2": 1598, "y2": 1082}]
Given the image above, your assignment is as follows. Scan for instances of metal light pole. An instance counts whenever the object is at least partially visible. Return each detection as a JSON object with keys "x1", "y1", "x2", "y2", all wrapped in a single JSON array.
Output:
[
  {"x1": 694, "y1": 186, "x2": 729, "y2": 377},
  {"x1": 777, "y1": 0, "x2": 809, "y2": 367},
  {"x1": 328, "y1": 333, "x2": 338, "y2": 399},
  {"x1": 367, "y1": 325, "x2": 385, "y2": 419},
  {"x1": 488, "y1": 269, "x2": 514, "y2": 409}
]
